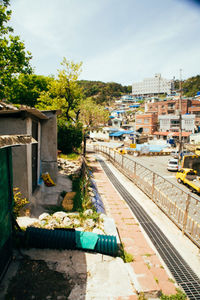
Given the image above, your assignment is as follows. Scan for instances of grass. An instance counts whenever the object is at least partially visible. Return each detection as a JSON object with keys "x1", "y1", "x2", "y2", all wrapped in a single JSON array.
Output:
[
  {"x1": 154, "y1": 277, "x2": 159, "y2": 284},
  {"x1": 59, "y1": 153, "x2": 80, "y2": 160},
  {"x1": 143, "y1": 253, "x2": 153, "y2": 257},
  {"x1": 160, "y1": 288, "x2": 187, "y2": 300},
  {"x1": 119, "y1": 243, "x2": 134, "y2": 263}
]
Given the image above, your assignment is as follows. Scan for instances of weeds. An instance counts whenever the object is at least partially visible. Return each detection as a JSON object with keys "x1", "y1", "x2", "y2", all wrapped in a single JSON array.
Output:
[
  {"x1": 13, "y1": 188, "x2": 29, "y2": 218},
  {"x1": 60, "y1": 153, "x2": 80, "y2": 160},
  {"x1": 160, "y1": 288, "x2": 187, "y2": 300},
  {"x1": 119, "y1": 243, "x2": 134, "y2": 263}
]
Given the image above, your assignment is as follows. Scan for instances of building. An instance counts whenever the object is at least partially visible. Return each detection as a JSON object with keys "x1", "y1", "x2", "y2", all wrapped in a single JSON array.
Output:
[
  {"x1": 0, "y1": 135, "x2": 36, "y2": 282},
  {"x1": 135, "y1": 113, "x2": 158, "y2": 134},
  {"x1": 158, "y1": 114, "x2": 195, "y2": 133},
  {"x1": 145, "y1": 98, "x2": 191, "y2": 115},
  {"x1": 188, "y1": 100, "x2": 200, "y2": 127},
  {"x1": 0, "y1": 102, "x2": 60, "y2": 212},
  {"x1": 132, "y1": 74, "x2": 174, "y2": 96}
]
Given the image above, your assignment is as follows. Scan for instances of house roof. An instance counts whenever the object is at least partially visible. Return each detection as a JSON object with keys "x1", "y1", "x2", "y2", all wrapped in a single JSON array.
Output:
[
  {"x1": 153, "y1": 131, "x2": 191, "y2": 137},
  {"x1": 0, "y1": 102, "x2": 49, "y2": 120},
  {"x1": 109, "y1": 130, "x2": 135, "y2": 137},
  {"x1": 0, "y1": 135, "x2": 37, "y2": 149},
  {"x1": 0, "y1": 108, "x2": 49, "y2": 120}
]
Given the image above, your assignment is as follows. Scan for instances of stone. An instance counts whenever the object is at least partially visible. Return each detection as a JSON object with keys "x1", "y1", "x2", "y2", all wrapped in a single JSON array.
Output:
[
  {"x1": 83, "y1": 209, "x2": 93, "y2": 216},
  {"x1": 73, "y1": 218, "x2": 81, "y2": 226},
  {"x1": 17, "y1": 217, "x2": 39, "y2": 228},
  {"x1": 84, "y1": 219, "x2": 95, "y2": 228},
  {"x1": 53, "y1": 211, "x2": 68, "y2": 220},
  {"x1": 99, "y1": 213, "x2": 107, "y2": 220},
  {"x1": 63, "y1": 217, "x2": 72, "y2": 227},
  {"x1": 39, "y1": 213, "x2": 51, "y2": 220}
]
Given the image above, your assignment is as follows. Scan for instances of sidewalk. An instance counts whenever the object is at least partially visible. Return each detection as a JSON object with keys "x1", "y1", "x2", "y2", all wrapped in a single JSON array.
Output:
[{"x1": 88, "y1": 153, "x2": 178, "y2": 298}]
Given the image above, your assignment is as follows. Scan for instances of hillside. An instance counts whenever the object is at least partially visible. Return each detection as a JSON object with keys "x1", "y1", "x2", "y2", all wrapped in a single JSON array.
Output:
[
  {"x1": 78, "y1": 80, "x2": 132, "y2": 105},
  {"x1": 175, "y1": 75, "x2": 200, "y2": 97}
]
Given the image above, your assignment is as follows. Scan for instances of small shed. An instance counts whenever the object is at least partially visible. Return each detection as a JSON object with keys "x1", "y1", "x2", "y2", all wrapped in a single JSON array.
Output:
[
  {"x1": 0, "y1": 103, "x2": 60, "y2": 211},
  {"x1": 0, "y1": 135, "x2": 36, "y2": 281}
]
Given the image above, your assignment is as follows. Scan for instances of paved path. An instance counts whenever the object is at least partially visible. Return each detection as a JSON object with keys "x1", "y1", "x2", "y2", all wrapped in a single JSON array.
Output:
[{"x1": 88, "y1": 153, "x2": 178, "y2": 298}]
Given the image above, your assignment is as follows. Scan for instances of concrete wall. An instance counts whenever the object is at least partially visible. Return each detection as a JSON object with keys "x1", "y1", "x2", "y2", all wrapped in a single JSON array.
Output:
[
  {"x1": 0, "y1": 117, "x2": 30, "y2": 199},
  {"x1": 40, "y1": 111, "x2": 58, "y2": 183}
]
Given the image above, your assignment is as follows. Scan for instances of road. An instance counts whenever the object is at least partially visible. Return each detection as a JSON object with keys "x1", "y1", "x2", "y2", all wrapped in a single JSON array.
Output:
[
  {"x1": 127, "y1": 154, "x2": 175, "y2": 181},
  {"x1": 126, "y1": 154, "x2": 200, "y2": 196}
]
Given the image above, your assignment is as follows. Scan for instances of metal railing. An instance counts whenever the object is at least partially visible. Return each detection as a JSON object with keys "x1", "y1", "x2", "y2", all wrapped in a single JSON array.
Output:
[{"x1": 95, "y1": 144, "x2": 200, "y2": 249}]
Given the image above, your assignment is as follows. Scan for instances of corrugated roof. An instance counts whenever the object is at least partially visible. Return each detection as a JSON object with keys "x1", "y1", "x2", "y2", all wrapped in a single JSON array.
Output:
[
  {"x1": 153, "y1": 131, "x2": 192, "y2": 137},
  {"x1": 109, "y1": 130, "x2": 135, "y2": 137},
  {"x1": 0, "y1": 102, "x2": 49, "y2": 120},
  {"x1": 0, "y1": 135, "x2": 37, "y2": 149}
]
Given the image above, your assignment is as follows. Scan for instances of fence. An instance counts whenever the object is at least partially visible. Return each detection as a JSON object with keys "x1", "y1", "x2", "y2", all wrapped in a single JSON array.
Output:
[{"x1": 95, "y1": 144, "x2": 200, "y2": 249}]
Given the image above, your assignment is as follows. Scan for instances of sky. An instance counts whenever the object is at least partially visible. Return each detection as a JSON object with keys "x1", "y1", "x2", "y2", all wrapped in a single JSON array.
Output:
[{"x1": 10, "y1": 0, "x2": 200, "y2": 86}]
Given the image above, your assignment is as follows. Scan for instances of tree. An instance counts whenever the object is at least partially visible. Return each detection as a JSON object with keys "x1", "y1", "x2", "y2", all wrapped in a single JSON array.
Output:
[
  {"x1": 79, "y1": 97, "x2": 109, "y2": 156},
  {"x1": 6, "y1": 74, "x2": 53, "y2": 107},
  {"x1": 36, "y1": 57, "x2": 83, "y2": 122},
  {"x1": 79, "y1": 98, "x2": 109, "y2": 128},
  {"x1": 0, "y1": 0, "x2": 32, "y2": 100}
]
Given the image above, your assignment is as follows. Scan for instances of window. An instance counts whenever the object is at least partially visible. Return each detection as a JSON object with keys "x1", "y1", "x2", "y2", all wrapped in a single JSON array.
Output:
[
  {"x1": 144, "y1": 118, "x2": 150, "y2": 124},
  {"x1": 143, "y1": 128, "x2": 149, "y2": 133},
  {"x1": 171, "y1": 120, "x2": 179, "y2": 125}
]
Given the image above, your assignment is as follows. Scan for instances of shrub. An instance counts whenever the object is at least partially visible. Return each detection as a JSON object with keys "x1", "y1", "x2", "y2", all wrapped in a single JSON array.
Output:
[
  {"x1": 57, "y1": 122, "x2": 83, "y2": 154},
  {"x1": 13, "y1": 188, "x2": 29, "y2": 218}
]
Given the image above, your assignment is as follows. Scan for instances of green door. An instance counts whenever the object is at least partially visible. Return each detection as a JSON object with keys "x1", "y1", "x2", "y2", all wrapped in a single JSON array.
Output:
[{"x1": 0, "y1": 147, "x2": 13, "y2": 281}]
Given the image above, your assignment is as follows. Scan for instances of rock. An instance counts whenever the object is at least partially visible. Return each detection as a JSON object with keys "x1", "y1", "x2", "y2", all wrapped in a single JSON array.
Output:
[
  {"x1": 84, "y1": 219, "x2": 95, "y2": 228},
  {"x1": 17, "y1": 217, "x2": 39, "y2": 228},
  {"x1": 89, "y1": 191, "x2": 95, "y2": 197},
  {"x1": 39, "y1": 220, "x2": 47, "y2": 226},
  {"x1": 47, "y1": 219, "x2": 60, "y2": 228},
  {"x1": 63, "y1": 217, "x2": 72, "y2": 227},
  {"x1": 83, "y1": 209, "x2": 93, "y2": 216},
  {"x1": 39, "y1": 213, "x2": 50, "y2": 221},
  {"x1": 99, "y1": 213, "x2": 107, "y2": 220},
  {"x1": 73, "y1": 218, "x2": 81, "y2": 226},
  {"x1": 53, "y1": 211, "x2": 68, "y2": 220}
]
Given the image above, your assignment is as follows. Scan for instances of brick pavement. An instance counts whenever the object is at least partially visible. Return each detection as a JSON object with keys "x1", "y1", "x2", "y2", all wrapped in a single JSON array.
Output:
[{"x1": 88, "y1": 154, "x2": 178, "y2": 299}]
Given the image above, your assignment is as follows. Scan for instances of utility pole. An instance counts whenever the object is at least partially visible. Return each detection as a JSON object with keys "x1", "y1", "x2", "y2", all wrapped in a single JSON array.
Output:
[{"x1": 178, "y1": 69, "x2": 182, "y2": 161}]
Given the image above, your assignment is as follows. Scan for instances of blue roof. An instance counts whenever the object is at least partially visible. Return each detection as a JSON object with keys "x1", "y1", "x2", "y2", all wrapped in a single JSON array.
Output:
[
  {"x1": 129, "y1": 105, "x2": 140, "y2": 108},
  {"x1": 115, "y1": 110, "x2": 125, "y2": 113},
  {"x1": 109, "y1": 130, "x2": 135, "y2": 137},
  {"x1": 109, "y1": 131, "x2": 124, "y2": 137}
]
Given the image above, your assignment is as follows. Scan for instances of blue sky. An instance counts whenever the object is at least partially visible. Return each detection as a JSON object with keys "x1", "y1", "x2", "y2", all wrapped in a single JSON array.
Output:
[{"x1": 10, "y1": 0, "x2": 200, "y2": 85}]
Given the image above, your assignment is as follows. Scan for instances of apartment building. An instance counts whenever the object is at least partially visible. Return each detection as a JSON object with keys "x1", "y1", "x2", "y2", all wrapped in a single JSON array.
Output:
[
  {"x1": 135, "y1": 113, "x2": 158, "y2": 134},
  {"x1": 145, "y1": 99, "x2": 190, "y2": 115},
  {"x1": 132, "y1": 74, "x2": 174, "y2": 96},
  {"x1": 159, "y1": 114, "x2": 195, "y2": 133}
]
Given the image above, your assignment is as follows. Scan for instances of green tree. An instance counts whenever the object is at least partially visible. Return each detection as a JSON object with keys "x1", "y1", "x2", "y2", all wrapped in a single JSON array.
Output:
[
  {"x1": 6, "y1": 74, "x2": 53, "y2": 107},
  {"x1": 0, "y1": 0, "x2": 32, "y2": 100},
  {"x1": 182, "y1": 75, "x2": 200, "y2": 97},
  {"x1": 79, "y1": 97, "x2": 109, "y2": 128},
  {"x1": 36, "y1": 57, "x2": 83, "y2": 122}
]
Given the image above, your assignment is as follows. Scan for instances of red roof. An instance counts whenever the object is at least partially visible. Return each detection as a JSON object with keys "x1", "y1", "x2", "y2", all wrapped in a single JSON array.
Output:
[{"x1": 153, "y1": 131, "x2": 192, "y2": 137}]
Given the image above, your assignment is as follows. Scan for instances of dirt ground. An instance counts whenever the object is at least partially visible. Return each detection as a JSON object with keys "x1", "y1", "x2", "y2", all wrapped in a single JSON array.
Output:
[{"x1": 5, "y1": 256, "x2": 73, "y2": 300}]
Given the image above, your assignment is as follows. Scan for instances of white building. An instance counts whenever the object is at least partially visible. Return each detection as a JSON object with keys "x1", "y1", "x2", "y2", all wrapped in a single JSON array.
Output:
[
  {"x1": 190, "y1": 133, "x2": 200, "y2": 144},
  {"x1": 132, "y1": 74, "x2": 174, "y2": 96},
  {"x1": 159, "y1": 114, "x2": 195, "y2": 133}
]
